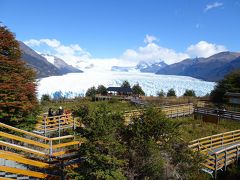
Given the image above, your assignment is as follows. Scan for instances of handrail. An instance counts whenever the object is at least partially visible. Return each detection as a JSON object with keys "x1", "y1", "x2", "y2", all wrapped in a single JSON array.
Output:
[
  {"x1": 190, "y1": 130, "x2": 240, "y2": 179},
  {"x1": 0, "y1": 122, "x2": 48, "y2": 140},
  {"x1": 0, "y1": 122, "x2": 75, "y2": 142}
]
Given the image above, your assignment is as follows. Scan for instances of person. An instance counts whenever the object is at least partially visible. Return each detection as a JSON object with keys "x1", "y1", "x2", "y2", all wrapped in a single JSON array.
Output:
[
  {"x1": 56, "y1": 106, "x2": 64, "y2": 115},
  {"x1": 48, "y1": 108, "x2": 54, "y2": 117}
]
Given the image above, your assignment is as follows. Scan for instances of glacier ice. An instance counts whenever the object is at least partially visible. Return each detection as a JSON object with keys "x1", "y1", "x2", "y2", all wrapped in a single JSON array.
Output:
[{"x1": 37, "y1": 70, "x2": 215, "y2": 99}]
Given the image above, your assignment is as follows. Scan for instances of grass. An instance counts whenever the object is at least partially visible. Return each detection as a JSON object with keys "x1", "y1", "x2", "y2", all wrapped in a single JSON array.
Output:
[
  {"x1": 39, "y1": 98, "x2": 137, "y2": 114},
  {"x1": 39, "y1": 98, "x2": 240, "y2": 142},
  {"x1": 177, "y1": 116, "x2": 240, "y2": 142}
]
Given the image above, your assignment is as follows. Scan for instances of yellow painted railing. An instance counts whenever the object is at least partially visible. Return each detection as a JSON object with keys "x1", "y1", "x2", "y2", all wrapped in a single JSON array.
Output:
[
  {"x1": 0, "y1": 122, "x2": 81, "y2": 157},
  {"x1": 0, "y1": 122, "x2": 82, "y2": 179},
  {"x1": 189, "y1": 129, "x2": 240, "y2": 179},
  {"x1": 35, "y1": 113, "x2": 80, "y2": 134},
  {"x1": 124, "y1": 103, "x2": 194, "y2": 124}
]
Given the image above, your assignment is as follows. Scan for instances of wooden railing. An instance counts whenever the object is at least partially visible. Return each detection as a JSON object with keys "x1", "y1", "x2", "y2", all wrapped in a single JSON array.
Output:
[
  {"x1": 35, "y1": 113, "x2": 81, "y2": 135},
  {"x1": 189, "y1": 129, "x2": 240, "y2": 179},
  {"x1": 124, "y1": 103, "x2": 194, "y2": 124},
  {"x1": 0, "y1": 122, "x2": 80, "y2": 157},
  {"x1": 0, "y1": 122, "x2": 82, "y2": 179}
]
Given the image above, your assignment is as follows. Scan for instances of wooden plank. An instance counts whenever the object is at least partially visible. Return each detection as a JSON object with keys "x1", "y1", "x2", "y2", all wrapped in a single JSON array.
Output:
[
  {"x1": 51, "y1": 135, "x2": 74, "y2": 141},
  {"x1": 0, "y1": 177, "x2": 15, "y2": 180},
  {"x1": 0, "y1": 141, "x2": 46, "y2": 157},
  {"x1": 201, "y1": 163, "x2": 215, "y2": 170},
  {"x1": 0, "y1": 150, "x2": 50, "y2": 168},
  {"x1": 52, "y1": 149, "x2": 77, "y2": 157},
  {"x1": 52, "y1": 141, "x2": 80, "y2": 149},
  {"x1": 0, "y1": 166, "x2": 59, "y2": 179},
  {"x1": 0, "y1": 132, "x2": 49, "y2": 149},
  {"x1": 0, "y1": 122, "x2": 49, "y2": 140}
]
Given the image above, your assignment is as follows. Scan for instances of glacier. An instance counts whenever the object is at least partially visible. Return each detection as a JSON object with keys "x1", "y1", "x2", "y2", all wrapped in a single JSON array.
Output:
[{"x1": 37, "y1": 70, "x2": 215, "y2": 99}]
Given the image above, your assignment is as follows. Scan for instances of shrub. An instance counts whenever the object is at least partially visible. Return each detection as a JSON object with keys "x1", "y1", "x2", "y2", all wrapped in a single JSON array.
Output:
[
  {"x1": 167, "y1": 88, "x2": 176, "y2": 97},
  {"x1": 183, "y1": 89, "x2": 196, "y2": 97}
]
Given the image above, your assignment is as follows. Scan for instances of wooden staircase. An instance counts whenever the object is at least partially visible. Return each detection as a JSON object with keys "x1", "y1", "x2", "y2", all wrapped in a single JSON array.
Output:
[{"x1": 0, "y1": 115, "x2": 82, "y2": 179}]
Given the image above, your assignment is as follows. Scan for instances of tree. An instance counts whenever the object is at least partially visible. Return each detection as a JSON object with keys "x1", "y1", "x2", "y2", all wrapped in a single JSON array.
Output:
[
  {"x1": 70, "y1": 103, "x2": 126, "y2": 179},
  {"x1": 121, "y1": 80, "x2": 131, "y2": 88},
  {"x1": 85, "y1": 86, "x2": 97, "y2": 97},
  {"x1": 167, "y1": 88, "x2": 176, "y2": 97},
  {"x1": 132, "y1": 83, "x2": 145, "y2": 96},
  {"x1": 121, "y1": 108, "x2": 171, "y2": 179},
  {"x1": 96, "y1": 85, "x2": 107, "y2": 95},
  {"x1": 40, "y1": 94, "x2": 51, "y2": 104},
  {"x1": 183, "y1": 89, "x2": 196, "y2": 97},
  {"x1": 0, "y1": 25, "x2": 37, "y2": 122},
  {"x1": 157, "y1": 90, "x2": 165, "y2": 97},
  {"x1": 210, "y1": 70, "x2": 240, "y2": 103}
]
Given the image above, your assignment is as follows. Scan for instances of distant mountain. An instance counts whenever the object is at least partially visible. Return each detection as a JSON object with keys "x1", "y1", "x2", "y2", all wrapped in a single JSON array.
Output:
[
  {"x1": 19, "y1": 41, "x2": 82, "y2": 78},
  {"x1": 137, "y1": 61, "x2": 167, "y2": 73},
  {"x1": 111, "y1": 60, "x2": 167, "y2": 73},
  {"x1": 41, "y1": 54, "x2": 83, "y2": 74},
  {"x1": 19, "y1": 41, "x2": 62, "y2": 78},
  {"x1": 156, "y1": 52, "x2": 240, "y2": 82}
]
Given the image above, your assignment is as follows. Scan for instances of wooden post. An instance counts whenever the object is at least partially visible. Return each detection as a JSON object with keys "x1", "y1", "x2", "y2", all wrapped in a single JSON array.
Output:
[
  {"x1": 49, "y1": 140, "x2": 53, "y2": 157},
  {"x1": 58, "y1": 116, "x2": 61, "y2": 143},
  {"x1": 73, "y1": 117, "x2": 76, "y2": 130},
  {"x1": 224, "y1": 151, "x2": 227, "y2": 171},
  {"x1": 44, "y1": 116, "x2": 47, "y2": 138},
  {"x1": 236, "y1": 146, "x2": 239, "y2": 164},
  {"x1": 214, "y1": 154, "x2": 218, "y2": 179}
]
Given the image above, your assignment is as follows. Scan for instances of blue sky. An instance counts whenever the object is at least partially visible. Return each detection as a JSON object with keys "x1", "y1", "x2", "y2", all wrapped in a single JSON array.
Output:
[{"x1": 1, "y1": 0, "x2": 240, "y2": 66}]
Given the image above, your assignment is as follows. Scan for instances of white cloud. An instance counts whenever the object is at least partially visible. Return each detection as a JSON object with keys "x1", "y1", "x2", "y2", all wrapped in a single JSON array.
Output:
[
  {"x1": 24, "y1": 39, "x2": 41, "y2": 46},
  {"x1": 204, "y1": 2, "x2": 223, "y2": 12},
  {"x1": 24, "y1": 38, "x2": 92, "y2": 68},
  {"x1": 24, "y1": 37, "x2": 228, "y2": 70},
  {"x1": 186, "y1": 41, "x2": 227, "y2": 58},
  {"x1": 144, "y1": 34, "x2": 157, "y2": 44},
  {"x1": 25, "y1": 39, "x2": 60, "y2": 47},
  {"x1": 122, "y1": 42, "x2": 190, "y2": 65}
]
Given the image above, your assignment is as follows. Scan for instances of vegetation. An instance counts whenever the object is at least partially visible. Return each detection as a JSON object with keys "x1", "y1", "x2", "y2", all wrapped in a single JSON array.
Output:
[
  {"x1": 68, "y1": 104, "x2": 203, "y2": 179},
  {"x1": 70, "y1": 104, "x2": 126, "y2": 179},
  {"x1": 121, "y1": 80, "x2": 131, "y2": 88},
  {"x1": 0, "y1": 25, "x2": 37, "y2": 123},
  {"x1": 183, "y1": 89, "x2": 196, "y2": 97},
  {"x1": 210, "y1": 69, "x2": 240, "y2": 103},
  {"x1": 97, "y1": 85, "x2": 107, "y2": 95},
  {"x1": 157, "y1": 89, "x2": 166, "y2": 97},
  {"x1": 132, "y1": 83, "x2": 145, "y2": 96},
  {"x1": 167, "y1": 88, "x2": 176, "y2": 97},
  {"x1": 40, "y1": 94, "x2": 51, "y2": 104},
  {"x1": 85, "y1": 86, "x2": 97, "y2": 97}
]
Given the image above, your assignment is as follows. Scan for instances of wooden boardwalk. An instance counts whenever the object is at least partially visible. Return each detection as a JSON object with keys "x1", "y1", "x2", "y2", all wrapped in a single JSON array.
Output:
[
  {"x1": 0, "y1": 118, "x2": 82, "y2": 179},
  {"x1": 194, "y1": 107, "x2": 240, "y2": 121},
  {"x1": 189, "y1": 130, "x2": 240, "y2": 179},
  {"x1": 124, "y1": 103, "x2": 194, "y2": 125}
]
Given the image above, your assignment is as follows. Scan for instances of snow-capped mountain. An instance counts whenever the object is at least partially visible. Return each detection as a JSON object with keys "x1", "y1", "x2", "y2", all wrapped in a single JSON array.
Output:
[
  {"x1": 111, "y1": 60, "x2": 167, "y2": 73},
  {"x1": 136, "y1": 61, "x2": 167, "y2": 73},
  {"x1": 41, "y1": 54, "x2": 83, "y2": 74}
]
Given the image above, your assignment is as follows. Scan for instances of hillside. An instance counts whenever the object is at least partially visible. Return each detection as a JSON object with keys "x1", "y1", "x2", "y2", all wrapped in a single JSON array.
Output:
[
  {"x1": 156, "y1": 52, "x2": 240, "y2": 81},
  {"x1": 19, "y1": 41, "x2": 63, "y2": 78},
  {"x1": 41, "y1": 54, "x2": 83, "y2": 74},
  {"x1": 19, "y1": 41, "x2": 82, "y2": 78}
]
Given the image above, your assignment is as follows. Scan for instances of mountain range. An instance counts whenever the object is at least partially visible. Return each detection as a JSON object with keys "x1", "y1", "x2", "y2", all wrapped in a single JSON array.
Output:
[
  {"x1": 19, "y1": 41, "x2": 240, "y2": 82},
  {"x1": 19, "y1": 41, "x2": 82, "y2": 78},
  {"x1": 111, "y1": 61, "x2": 167, "y2": 73},
  {"x1": 156, "y1": 51, "x2": 240, "y2": 81}
]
